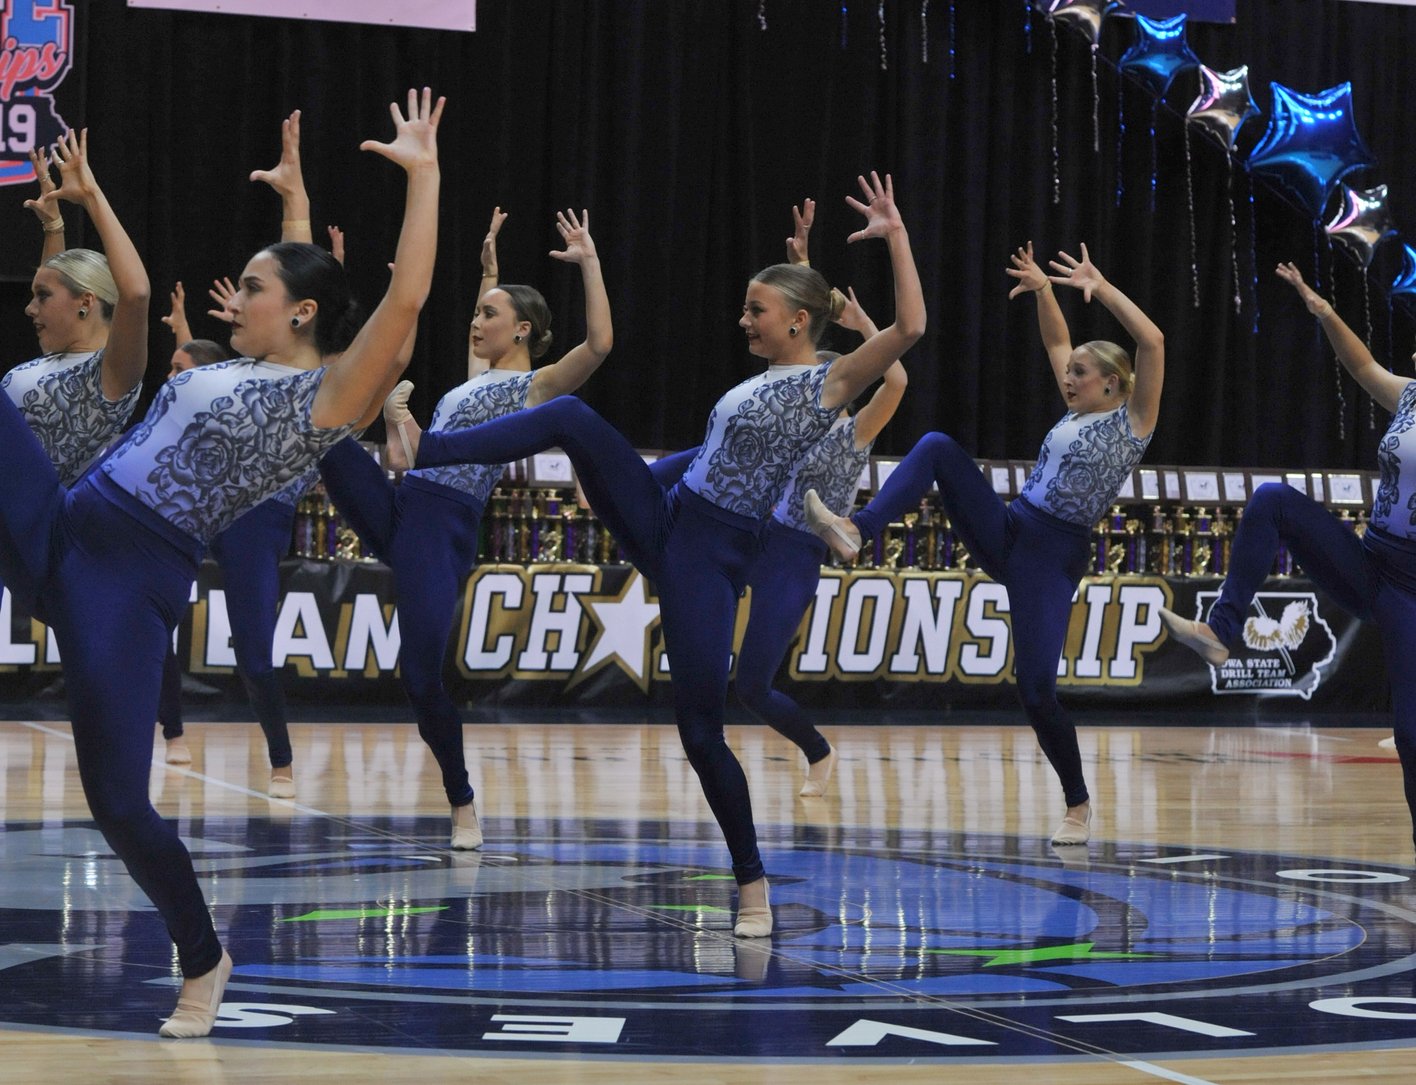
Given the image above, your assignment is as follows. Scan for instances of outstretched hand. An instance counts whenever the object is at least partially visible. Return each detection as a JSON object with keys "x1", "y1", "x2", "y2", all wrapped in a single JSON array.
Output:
[
  {"x1": 162, "y1": 282, "x2": 187, "y2": 331},
  {"x1": 1048, "y1": 242, "x2": 1104, "y2": 302},
  {"x1": 1006, "y1": 241, "x2": 1050, "y2": 299},
  {"x1": 548, "y1": 208, "x2": 596, "y2": 264},
  {"x1": 249, "y1": 109, "x2": 304, "y2": 196},
  {"x1": 844, "y1": 171, "x2": 903, "y2": 244},
  {"x1": 27, "y1": 147, "x2": 60, "y2": 225},
  {"x1": 328, "y1": 224, "x2": 345, "y2": 266},
  {"x1": 23, "y1": 129, "x2": 98, "y2": 216},
  {"x1": 207, "y1": 276, "x2": 237, "y2": 323},
  {"x1": 786, "y1": 197, "x2": 815, "y2": 265},
  {"x1": 360, "y1": 87, "x2": 444, "y2": 172},
  {"x1": 1276, "y1": 261, "x2": 1331, "y2": 316},
  {"x1": 481, "y1": 206, "x2": 506, "y2": 276}
]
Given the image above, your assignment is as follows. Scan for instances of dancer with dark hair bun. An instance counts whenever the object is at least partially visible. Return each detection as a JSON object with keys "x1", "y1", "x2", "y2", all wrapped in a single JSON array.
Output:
[
  {"x1": 393, "y1": 172, "x2": 925, "y2": 936},
  {"x1": 806, "y1": 240, "x2": 1164, "y2": 846},
  {"x1": 0, "y1": 89, "x2": 443, "y2": 1036},
  {"x1": 320, "y1": 203, "x2": 613, "y2": 850}
]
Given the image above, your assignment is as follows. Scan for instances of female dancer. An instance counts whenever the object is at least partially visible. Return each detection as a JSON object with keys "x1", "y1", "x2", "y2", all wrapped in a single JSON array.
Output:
[
  {"x1": 8, "y1": 138, "x2": 145, "y2": 491},
  {"x1": 321, "y1": 204, "x2": 611, "y2": 849},
  {"x1": 735, "y1": 200, "x2": 907, "y2": 798},
  {"x1": 152, "y1": 113, "x2": 353, "y2": 794},
  {"x1": 806, "y1": 241, "x2": 1163, "y2": 845},
  {"x1": 1161, "y1": 262, "x2": 1416, "y2": 848},
  {"x1": 4, "y1": 89, "x2": 442, "y2": 1036},
  {"x1": 396, "y1": 171, "x2": 925, "y2": 935}
]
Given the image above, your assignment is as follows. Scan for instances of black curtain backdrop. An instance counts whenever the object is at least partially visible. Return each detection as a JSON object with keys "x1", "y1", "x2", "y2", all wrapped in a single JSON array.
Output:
[{"x1": 2, "y1": 0, "x2": 1414, "y2": 470}]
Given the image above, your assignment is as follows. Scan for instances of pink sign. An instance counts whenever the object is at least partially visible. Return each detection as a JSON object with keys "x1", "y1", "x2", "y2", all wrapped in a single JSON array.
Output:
[{"x1": 126, "y1": 1, "x2": 475, "y2": 32}]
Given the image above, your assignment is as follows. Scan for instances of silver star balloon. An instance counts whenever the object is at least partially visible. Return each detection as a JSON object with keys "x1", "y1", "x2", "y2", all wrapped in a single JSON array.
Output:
[
  {"x1": 1036, "y1": 0, "x2": 1121, "y2": 45},
  {"x1": 1326, "y1": 184, "x2": 1397, "y2": 270},
  {"x1": 1186, "y1": 64, "x2": 1260, "y2": 152}
]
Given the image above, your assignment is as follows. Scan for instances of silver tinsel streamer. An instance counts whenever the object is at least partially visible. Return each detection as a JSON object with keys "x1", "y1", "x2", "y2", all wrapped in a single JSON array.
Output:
[
  {"x1": 1090, "y1": 45, "x2": 1099, "y2": 152},
  {"x1": 1185, "y1": 127, "x2": 1199, "y2": 308},
  {"x1": 1365, "y1": 268, "x2": 1376, "y2": 429},
  {"x1": 1051, "y1": 21, "x2": 1060, "y2": 205},
  {"x1": 1228, "y1": 164, "x2": 1241, "y2": 312},
  {"x1": 757, "y1": 0, "x2": 767, "y2": 30},
  {"x1": 841, "y1": 2, "x2": 848, "y2": 49},
  {"x1": 879, "y1": 1, "x2": 887, "y2": 70},
  {"x1": 922, "y1": 1, "x2": 929, "y2": 63}
]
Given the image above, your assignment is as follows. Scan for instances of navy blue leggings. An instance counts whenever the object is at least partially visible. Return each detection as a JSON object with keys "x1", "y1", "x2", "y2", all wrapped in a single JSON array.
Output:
[
  {"x1": 1207, "y1": 482, "x2": 1416, "y2": 846},
  {"x1": 853, "y1": 432, "x2": 1092, "y2": 807},
  {"x1": 737, "y1": 522, "x2": 832, "y2": 763},
  {"x1": 159, "y1": 499, "x2": 295, "y2": 768},
  {"x1": 0, "y1": 392, "x2": 220, "y2": 977},
  {"x1": 417, "y1": 397, "x2": 766, "y2": 884},
  {"x1": 320, "y1": 439, "x2": 481, "y2": 807}
]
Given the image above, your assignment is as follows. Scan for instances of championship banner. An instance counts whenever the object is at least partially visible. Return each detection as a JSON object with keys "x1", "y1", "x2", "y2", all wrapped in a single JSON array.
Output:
[
  {"x1": 0, "y1": 561, "x2": 1387, "y2": 715},
  {"x1": 0, "y1": 1, "x2": 73, "y2": 188}
]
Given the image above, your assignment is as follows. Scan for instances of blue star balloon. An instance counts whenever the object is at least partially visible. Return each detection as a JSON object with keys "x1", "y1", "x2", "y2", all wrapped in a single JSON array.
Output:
[
  {"x1": 1325, "y1": 184, "x2": 1397, "y2": 271},
  {"x1": 1186, "y1": 65, "x2": 1260, "y2": 152},
  {"x1": 1247, "y1": 82, "x2": 1377, "y2": 221},
  {"x1": 1118, "y1": 13, "x2": 1199, "y2": 97},
  {"x1": 1035, "y1": 0, "x2": 1121, "y2": 45},
  {"x1": 1390, "y1": 244, "x2": 1416, "y2": 310}
]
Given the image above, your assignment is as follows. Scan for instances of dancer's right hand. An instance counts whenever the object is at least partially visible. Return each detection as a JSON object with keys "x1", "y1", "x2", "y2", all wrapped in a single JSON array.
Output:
[
  {"x1": 1006, "y1": 241, "x2": 1050, "y2": 299},
  {"x1": 360, "y1": 87, "x2": 444, "y2": 174},
  {"x1": 786, "y1": 198, "x2": 815, "y2": 265},
  {"x1": 481, "y1": 206, "x2": 506, "y2": 278},
  {"x1": 1276, "y1": 261, "x2": 1333, "y2": 318}
]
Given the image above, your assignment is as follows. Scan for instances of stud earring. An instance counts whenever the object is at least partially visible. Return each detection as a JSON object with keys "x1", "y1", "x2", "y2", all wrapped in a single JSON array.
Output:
[
  {"x1": 513, "y1": 334, "x2": 523, "y2": 343},
  {"x1": 788, "y1": 326, "x2": 799, "y2": 337},
  {"x1": 291, "y1": 317, "x2": 301, "y2": 328},
  {"x1": 77, "y1": 308, "x2": 88, "y2": 320}
]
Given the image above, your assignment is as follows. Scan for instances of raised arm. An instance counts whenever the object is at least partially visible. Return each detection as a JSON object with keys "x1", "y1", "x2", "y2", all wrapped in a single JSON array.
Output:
[
  {"x1": 820, "y1": 172, "x2": 926, "y2": 411},
  {"x1": 1277, "y1": 261, "x2": 1408, "y2": 412},
  {"x1": 26, "y1": 129, "x2": 150, "y2": 401},
  {"x1": 327, "y1": 224, "x2": 345, "y2": 266},
  {"x1": 250, "y1": 110, "x2": 314, "y2": 244},
  {"x1": 786, "y1": 198, "x2": 815, "y2": 266},
  {"x1": 161, "y1": 281, "x2": 194, "y2": 345},
  {"x1": 835, "y1": 287, "x2": 906, "y2": 446},
  {"x1": 29, "y1": 147, "x2": 66, "y2": 262},
  {"x1": 312, "y1": 88, "x2": 442, "y2": 429},
  {"x1": 1006, "y1": 240, "x2": 1073, "y2": 392},
  {"x1": 526, "y1": 209, "x2": 612, "y2": 404},
  {"x1": 352, "y1": 256, "x2": 422, "y2": 432},
  {"x1": 467, "y1": 206, "x2": 506, "y2": 378},
  {"x1": 1050, "y1": 242, "x2": 1164, "y2": 438}
]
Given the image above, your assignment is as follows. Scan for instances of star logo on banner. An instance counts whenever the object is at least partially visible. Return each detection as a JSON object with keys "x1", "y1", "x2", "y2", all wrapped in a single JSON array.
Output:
[{"x1": 572, "y1": 572, "x2": 662, "y2": 693}]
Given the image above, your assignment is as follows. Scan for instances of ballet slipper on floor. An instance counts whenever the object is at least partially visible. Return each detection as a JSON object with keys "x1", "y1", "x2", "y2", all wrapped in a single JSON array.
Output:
[
  {"x1": 159, "y1": 950, "x2": 232, "y2": 1039},
  {"x1": 1051, "y1": 804, "x2": 1091, "y2": 846},
  {"x1": 164, "y1": 738, "x2": 192, "y2": 766},
  {"x1": 1379, "y1": 736, "x2": 1397, "y2": 750},
  {"x1": 451, "y1": 800, "x2": 484, "y2": 850},
  {"x1": 799, "y1": 747, "x2": 836, "y2": 798},
  {"x1": 1157, "y1": 607, "x2": 1229, "y2": 666},
  {"x1": 268, "y1": 768, "x2": 295, "y2": 800},
  {"x1": 734, "y1": 878, "x2": 772, "y2": 938},
  {"x1": 803, "y1": 489, "x2": 861, "y2": 562}
]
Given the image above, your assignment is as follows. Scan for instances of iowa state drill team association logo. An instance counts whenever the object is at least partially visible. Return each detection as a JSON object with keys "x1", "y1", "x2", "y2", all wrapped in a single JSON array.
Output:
[
  {"x1": 1194, "y1": 589, "x2": 1337, "y2": 699},
  {"x1": 0, "y1": 1, "x2": 73, "y2": 187}
]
